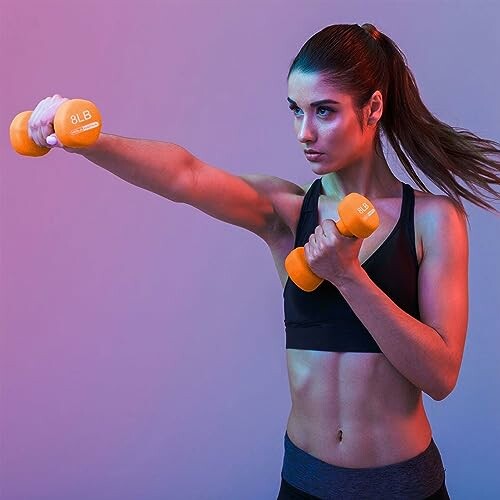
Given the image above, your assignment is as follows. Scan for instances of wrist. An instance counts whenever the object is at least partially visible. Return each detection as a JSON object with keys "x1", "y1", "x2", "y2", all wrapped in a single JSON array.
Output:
[
  {"x1": 68, "y1": 132, "x2": 108, "y2": 156},
  {"x1": 330, "y1": 263, "x2": 366, "y2": 292}
]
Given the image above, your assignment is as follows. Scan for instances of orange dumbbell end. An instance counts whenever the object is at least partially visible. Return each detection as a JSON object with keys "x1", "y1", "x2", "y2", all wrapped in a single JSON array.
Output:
[
  {"x1": 285, "y1": 247, "x2": 323, "y2": 292},
  {"x1": 9, "y1": 111, "x2": 50, "y2": 157},
  {"x1": 54, "y1": 99, "x2": 102, "y2": 148},
  {"x1": 336, "y1": 192, "x2": 379, "y2": 238}
]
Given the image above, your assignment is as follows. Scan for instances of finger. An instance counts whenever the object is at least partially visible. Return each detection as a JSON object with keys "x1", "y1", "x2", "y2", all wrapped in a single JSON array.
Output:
[
  {"x1": 31, "y1": 96, "x2": 65, "y2": 146},
  {"x1": 30, "y1": 96, "x2": 50, "y2": 126},
  {"x1": 322, "y1": 219, "x2": 337, "y2": 236},
  {"x1": 314, "y1": 225, "x2": 325, "y2": 238},
  {"x1": 39, "y1": 100, "x2": 62, "y2": 145},
  {"x1": 28, "y1": 97, "x2": 51, "y2": 146},
  {"x1": 36, "y1": 118, "x2": 52, "y2": 146},
  {"x1": 33, "y1": 118, "x2": 47, "y2": 147},
  {"x1": 29, "y1": 117, "x2": 46, "y2": 147},
  {"x1": 304, "y1": 242, "x2": 310, "y2": 259},
  {"x1": 41, "y1": 97, "x2": 63, "y2": 121}
]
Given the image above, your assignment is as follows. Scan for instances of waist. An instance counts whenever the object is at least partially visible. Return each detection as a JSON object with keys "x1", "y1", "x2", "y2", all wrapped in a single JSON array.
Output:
[
  {"x1": 281, "y1": 425, "x2": 445, "y2": 499},
  {"x1": 286, "y1": 407, "x2": 432, "y2": 469}
]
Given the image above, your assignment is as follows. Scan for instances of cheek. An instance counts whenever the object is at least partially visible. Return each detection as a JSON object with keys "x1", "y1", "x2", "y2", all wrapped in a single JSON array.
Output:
[
  {"x1": 333, "y1": 120, "x2": 362, "y2": 148},
  {"x1": 325, "y1": 115, "x2": 350, "y2": 139},
  {"x1": 324, "y1": 123, "x2": 350, "y2": 152}
]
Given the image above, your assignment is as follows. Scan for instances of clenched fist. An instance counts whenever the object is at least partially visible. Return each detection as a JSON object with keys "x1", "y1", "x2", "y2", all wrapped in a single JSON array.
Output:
[{"x1": 27, "y1": 94, "x2": 69, "y2": 148}]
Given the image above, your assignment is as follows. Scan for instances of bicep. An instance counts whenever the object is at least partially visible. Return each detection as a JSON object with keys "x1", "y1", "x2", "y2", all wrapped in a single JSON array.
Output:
[{"x1": 418, "y1": 196, "x2": 469, "y2": 374}]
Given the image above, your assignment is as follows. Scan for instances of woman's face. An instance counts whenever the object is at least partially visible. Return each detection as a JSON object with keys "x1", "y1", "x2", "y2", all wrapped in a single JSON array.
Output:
[{"x1": 287, "y1": 70, "x2": 375, "y2": 175}]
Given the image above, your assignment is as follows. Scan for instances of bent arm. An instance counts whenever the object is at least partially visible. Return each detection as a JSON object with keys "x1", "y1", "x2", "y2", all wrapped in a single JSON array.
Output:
[{"x1": 334, "y1": 196, "x2": 469, "y2": 401}]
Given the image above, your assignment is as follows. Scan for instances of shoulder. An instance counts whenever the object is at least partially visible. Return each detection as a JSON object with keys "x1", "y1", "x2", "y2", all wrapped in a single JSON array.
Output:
[
  {"x1": 413, "y1": 188, "x2": 467, "y2": 227},
  {"x1": 413, "y1": 188, "x2": 469, "y2": 259}
]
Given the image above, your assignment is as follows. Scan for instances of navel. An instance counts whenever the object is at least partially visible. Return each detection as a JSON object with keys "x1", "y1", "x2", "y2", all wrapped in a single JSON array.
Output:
[{"x1": 337, "y1": 429, "x2": 343, "y2": 442}]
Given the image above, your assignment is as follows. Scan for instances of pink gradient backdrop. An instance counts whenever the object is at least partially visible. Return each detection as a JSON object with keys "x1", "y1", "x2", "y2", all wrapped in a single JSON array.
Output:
[{"x1": 2, "y1": 1, "x2": 499, "y2": 499}]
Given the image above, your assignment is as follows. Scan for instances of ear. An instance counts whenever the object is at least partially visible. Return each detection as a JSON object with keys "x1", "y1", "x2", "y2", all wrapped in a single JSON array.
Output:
[{"x1": 366, "y1": 90, "x2": 383, "y2": 126}]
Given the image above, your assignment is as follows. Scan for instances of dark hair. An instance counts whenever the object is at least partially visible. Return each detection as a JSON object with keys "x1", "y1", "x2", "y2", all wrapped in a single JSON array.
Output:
[{"x1": 287, "y1": 23, "x2": 500, "y2": 221}]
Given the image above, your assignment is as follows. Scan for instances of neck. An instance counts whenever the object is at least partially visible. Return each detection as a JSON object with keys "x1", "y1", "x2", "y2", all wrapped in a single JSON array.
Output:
[{"x1": 320, "y1": 153, "x2": 400, "y2": 200}]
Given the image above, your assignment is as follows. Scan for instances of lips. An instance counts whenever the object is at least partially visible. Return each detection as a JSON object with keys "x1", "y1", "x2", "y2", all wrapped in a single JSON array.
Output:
[
  {"x1": 304, "y1": 149, "x2": 322, "y2": 154},
  {"x1": 304, "y1": 151, "x2": 324, "y2": 161}
]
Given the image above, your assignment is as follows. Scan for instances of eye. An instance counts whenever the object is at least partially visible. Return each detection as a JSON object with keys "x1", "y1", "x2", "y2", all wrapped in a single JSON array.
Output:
[
  {"x1": 288, "y1": 105, "x2": 334, "y2": 117},
  {"x1": 317, "y1": 106, "x2": 333, "y2": 117}
]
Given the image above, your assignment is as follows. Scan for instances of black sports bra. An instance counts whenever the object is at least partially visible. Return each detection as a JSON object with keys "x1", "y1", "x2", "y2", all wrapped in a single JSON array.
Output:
[{"x1": 283, "y1": 178, "x2": 420, "y2": 353}]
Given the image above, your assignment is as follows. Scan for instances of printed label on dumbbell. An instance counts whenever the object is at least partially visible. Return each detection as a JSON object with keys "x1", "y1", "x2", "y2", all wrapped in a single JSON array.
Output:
[
  {"x1": 356, "y1": 202, "x2": 370, "y2": 214},
  {"x1": 70, "y1": 121, "x2": 101, "y2": 136},
  {"x1": 71, "y1": 110, "x2": 93, "y2": 124}
]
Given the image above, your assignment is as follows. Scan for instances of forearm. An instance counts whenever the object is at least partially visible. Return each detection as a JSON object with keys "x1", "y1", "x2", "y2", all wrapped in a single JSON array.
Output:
[
  {"x1": 335, "y1": 267, "x2": 452, "y2": 401},
  {"x1": 71, "y1": 133, "x2": 193, "y2": 201}
]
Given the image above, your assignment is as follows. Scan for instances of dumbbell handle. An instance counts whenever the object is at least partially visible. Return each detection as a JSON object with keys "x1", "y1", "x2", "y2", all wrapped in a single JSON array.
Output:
[
  {"x1": 10, "y1": 99, "x2": 102, "y2": 157},
  {"x1": 284, "y1": 192, "x2": 379, "y2": 292}
]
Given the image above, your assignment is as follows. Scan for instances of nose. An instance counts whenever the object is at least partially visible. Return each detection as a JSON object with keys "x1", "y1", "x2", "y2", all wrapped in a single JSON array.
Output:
[{"x1": 297, "y1": 116, "x2": 317, "y2": 144}]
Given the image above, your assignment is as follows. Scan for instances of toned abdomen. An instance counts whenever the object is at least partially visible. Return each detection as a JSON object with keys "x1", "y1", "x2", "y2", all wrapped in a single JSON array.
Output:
[{"x1": 285, "y1": 349, "x2": 433, "y2": 468}]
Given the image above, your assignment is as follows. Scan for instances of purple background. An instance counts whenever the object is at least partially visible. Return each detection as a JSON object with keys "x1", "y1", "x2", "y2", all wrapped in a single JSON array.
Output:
[{"x1": 2, "y1": 1, "x2": 499, "y2": 499}]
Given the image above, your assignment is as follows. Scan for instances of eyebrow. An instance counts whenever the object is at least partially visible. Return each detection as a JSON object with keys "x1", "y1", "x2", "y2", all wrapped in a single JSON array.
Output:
[{"x1": 287, "y1": 97, "x2": 340, "y2": 107}]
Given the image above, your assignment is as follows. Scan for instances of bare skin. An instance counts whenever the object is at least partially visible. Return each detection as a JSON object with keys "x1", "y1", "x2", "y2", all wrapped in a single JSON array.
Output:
[{"x1": 266, "y1": 181, "x2": 434, "y2": 468}]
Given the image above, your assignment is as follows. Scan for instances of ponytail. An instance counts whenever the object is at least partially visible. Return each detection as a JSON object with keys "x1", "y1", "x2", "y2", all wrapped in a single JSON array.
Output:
[{"x1": 288, "y1": 23, "x2": 500, "y2": 221}]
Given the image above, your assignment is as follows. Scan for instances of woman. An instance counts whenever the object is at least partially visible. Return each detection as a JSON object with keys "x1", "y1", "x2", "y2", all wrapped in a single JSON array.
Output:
[{"x1": 26, "y1": 23, "x2": 499, "y2": 500}]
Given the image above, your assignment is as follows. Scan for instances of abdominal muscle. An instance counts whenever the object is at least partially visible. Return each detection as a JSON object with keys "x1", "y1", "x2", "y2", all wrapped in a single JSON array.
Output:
[{"x1": 285, "y1": 348, "x2": 433, "y2": 468}]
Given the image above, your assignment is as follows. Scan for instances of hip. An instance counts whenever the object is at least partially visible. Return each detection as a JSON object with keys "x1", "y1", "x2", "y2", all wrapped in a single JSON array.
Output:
[
  {"x1": 286, "y1": 407, "x2": 433, "y2": 469},
  {"x1": 279, "y1": 429, "x2": 448, "y2": 499}
]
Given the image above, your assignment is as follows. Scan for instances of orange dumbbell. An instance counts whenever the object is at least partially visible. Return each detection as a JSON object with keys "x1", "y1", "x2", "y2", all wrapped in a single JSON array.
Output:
[
  {"x1": 285, "y1": 192, "x2": 380, "y2": 292},
  {"x1": 9, "y1": 99, "x2": 102, "y2": 156}
]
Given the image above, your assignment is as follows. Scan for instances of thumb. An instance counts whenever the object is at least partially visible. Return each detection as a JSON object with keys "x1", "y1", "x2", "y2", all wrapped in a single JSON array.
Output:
[{"x1": 46, "y1": 134, "x2": 62, "y2": 147}]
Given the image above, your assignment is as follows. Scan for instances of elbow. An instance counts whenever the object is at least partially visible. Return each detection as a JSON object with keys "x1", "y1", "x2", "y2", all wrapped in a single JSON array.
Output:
[
  {"x1": 431, "y1": 347, "x2": 461, "y2": 401},
  {"x1": 430, "y1": 388, "x2": 449, "y2": 402},
  {"x1": 431, "y1": 373, "x2": 457, "y2": 402},
  {"x1": 161, "y1": 145, "x2": 197, "y2": 203}
]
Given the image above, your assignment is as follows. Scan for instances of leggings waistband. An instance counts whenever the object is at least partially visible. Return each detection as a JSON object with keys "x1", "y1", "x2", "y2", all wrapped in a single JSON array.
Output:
[{"x1": 281, "y1": 431, "x2": 446, "y2": 500}]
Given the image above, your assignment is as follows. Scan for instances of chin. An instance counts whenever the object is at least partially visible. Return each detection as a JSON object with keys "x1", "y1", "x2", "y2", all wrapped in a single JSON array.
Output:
[{"x1": 311, "y1": 160, "x2": 334, "y2": 174}]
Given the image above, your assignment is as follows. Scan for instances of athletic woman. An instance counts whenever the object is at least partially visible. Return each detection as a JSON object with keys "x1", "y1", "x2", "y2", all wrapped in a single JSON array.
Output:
[{"x1": 26, "y1": 23, "x2": 500, "y2": 500}]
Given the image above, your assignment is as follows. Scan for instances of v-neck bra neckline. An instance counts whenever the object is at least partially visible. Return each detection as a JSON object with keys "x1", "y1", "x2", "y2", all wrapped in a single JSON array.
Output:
[{"x1": 315, "y1": 179, "x2": 407, "y2": 268}]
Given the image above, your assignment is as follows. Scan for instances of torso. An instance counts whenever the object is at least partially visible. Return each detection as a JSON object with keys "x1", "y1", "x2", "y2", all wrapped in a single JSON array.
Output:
[{"x1": 265, "y1": 180, "x2": 433, "y2": 468}]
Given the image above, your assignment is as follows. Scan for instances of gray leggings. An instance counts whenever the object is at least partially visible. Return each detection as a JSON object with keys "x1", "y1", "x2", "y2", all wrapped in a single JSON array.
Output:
[{"x1": 278, "y1": 431, "x2": 450, "y2": 500}]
